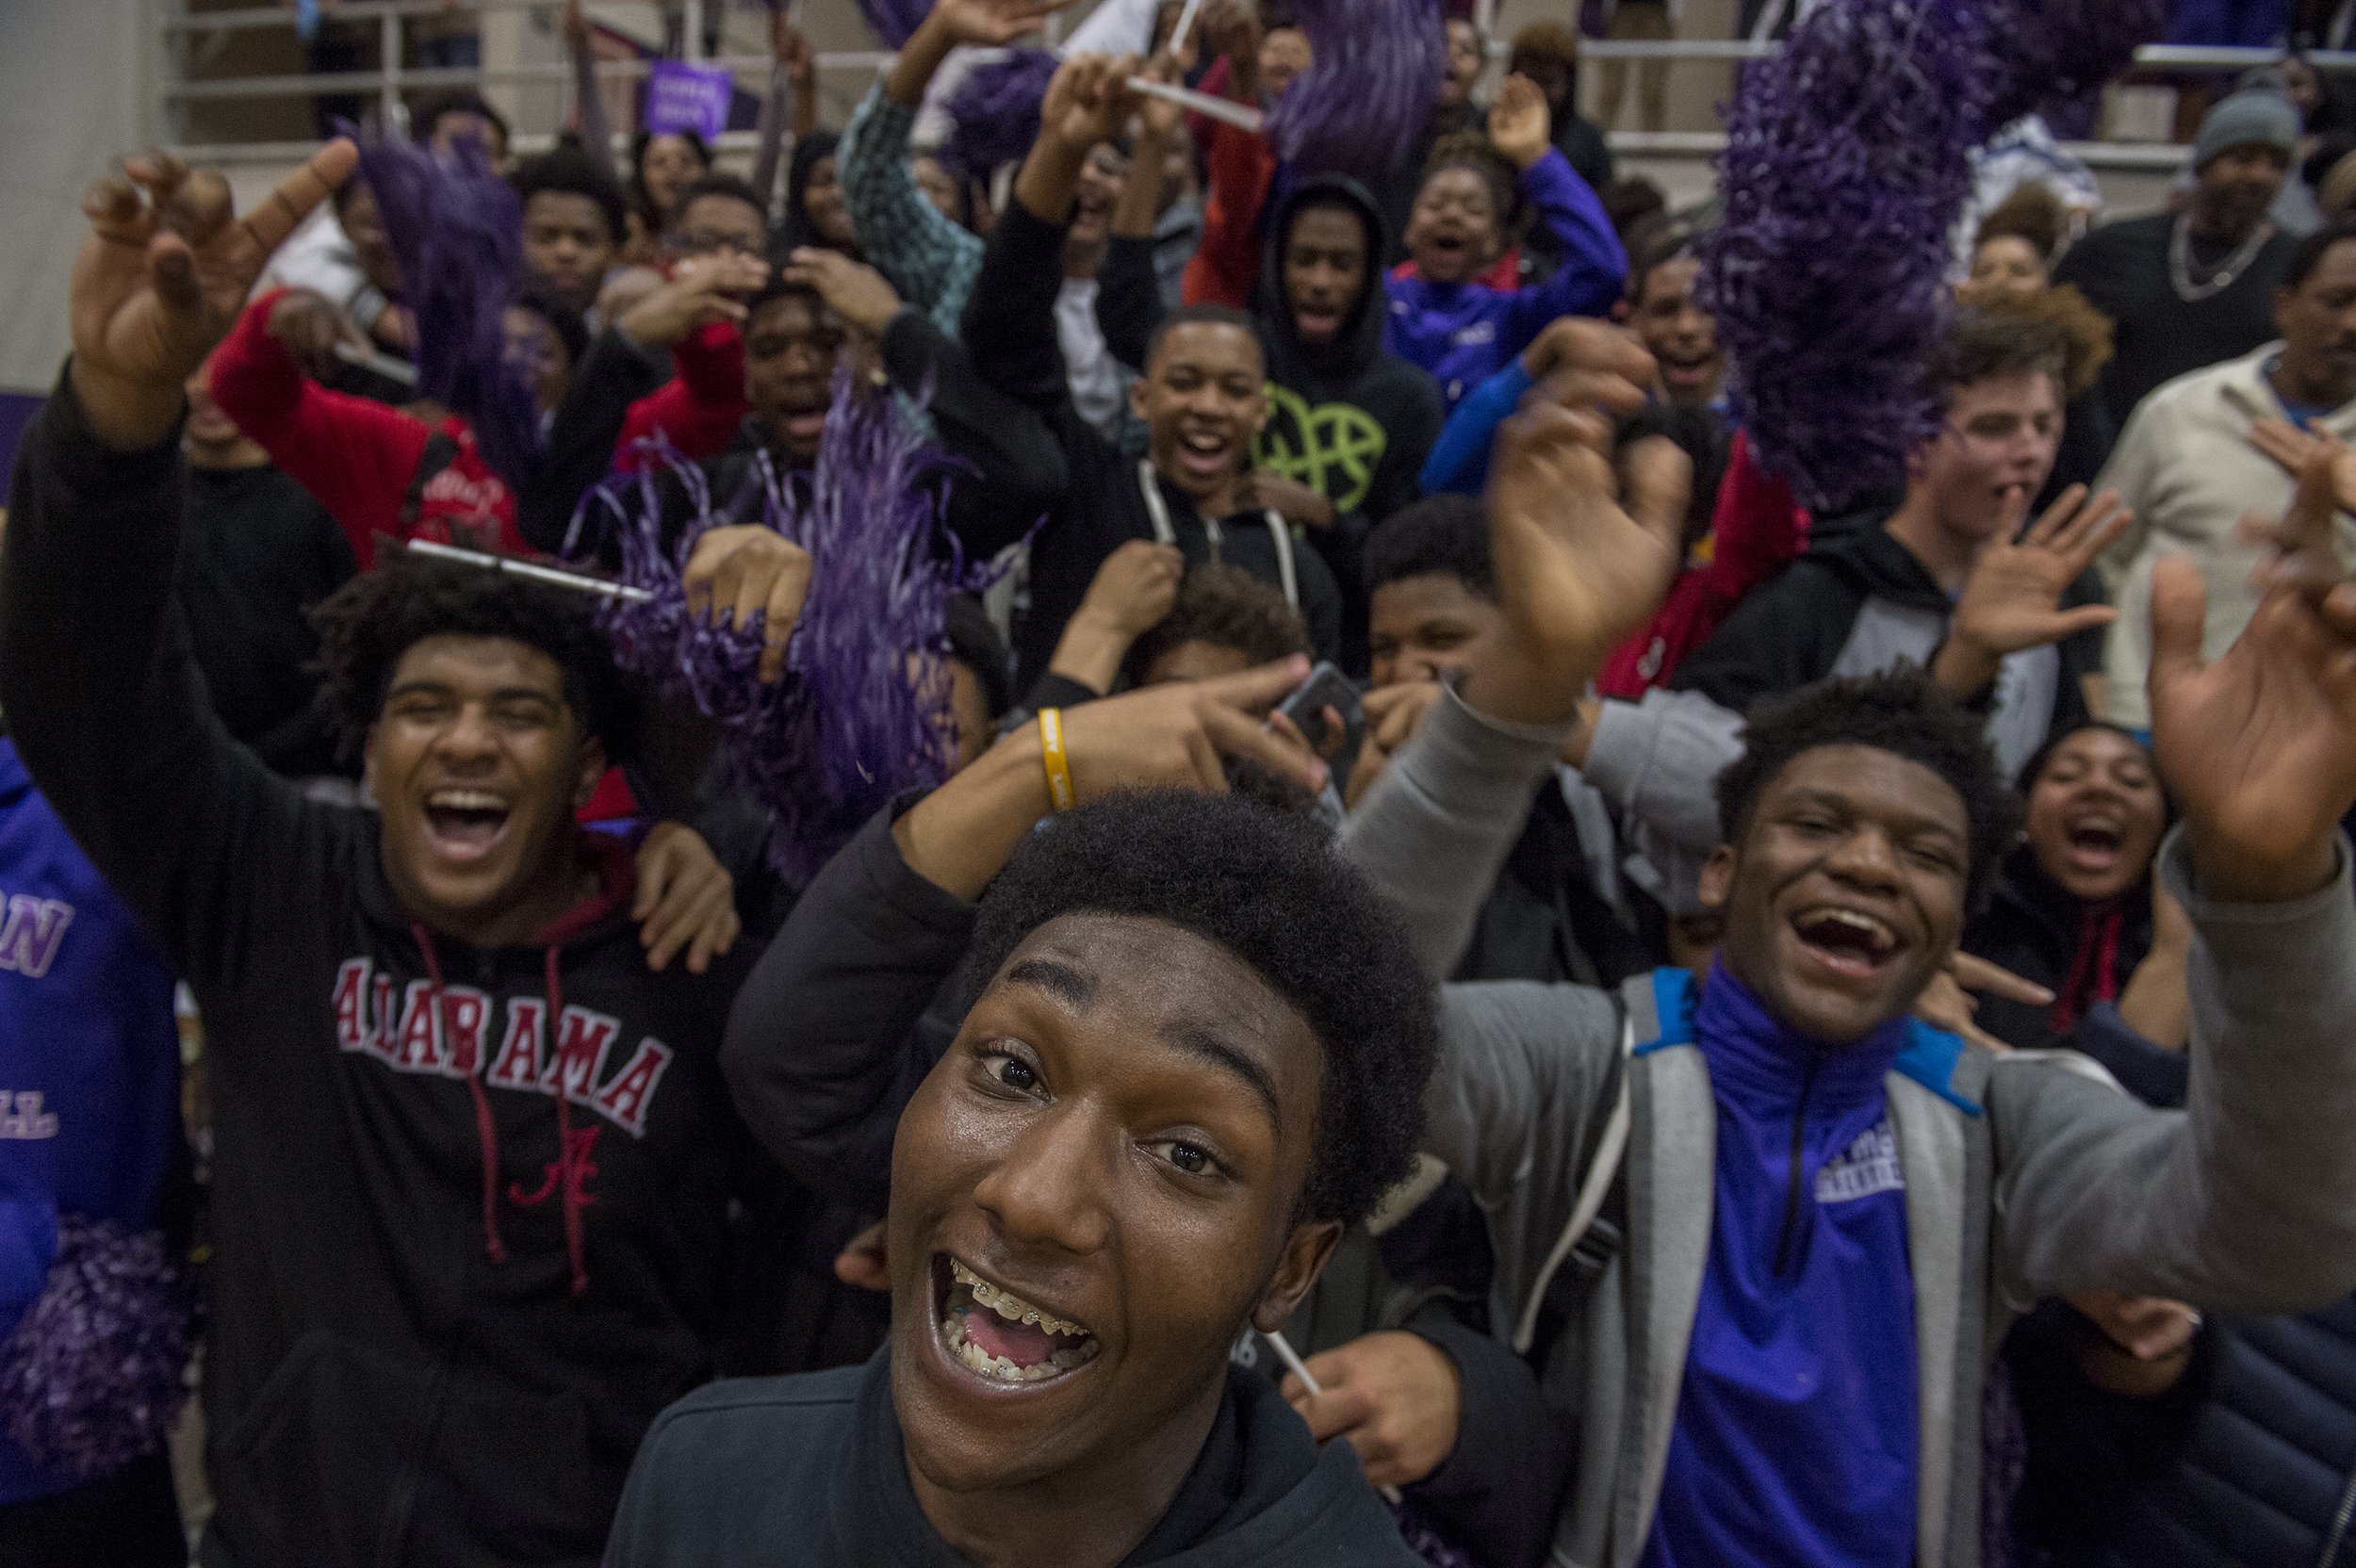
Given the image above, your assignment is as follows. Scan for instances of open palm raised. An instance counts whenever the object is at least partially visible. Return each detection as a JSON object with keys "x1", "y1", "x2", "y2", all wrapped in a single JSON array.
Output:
[
  {"x1": 70, "y1": 141, "x2": 355, "y2": 451},
  {"x1": 2151, "y1": 441, "x2": 2356, "y2": 904},
  {"x1": 1466, "y1": 321, "x2": 1686, "y2": 727}
]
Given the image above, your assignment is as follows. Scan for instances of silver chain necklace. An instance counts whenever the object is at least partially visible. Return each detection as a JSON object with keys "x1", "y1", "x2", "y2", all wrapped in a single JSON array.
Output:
[{"x1": 2169, "y1": 212, "x2": 2273, "y2": 303}]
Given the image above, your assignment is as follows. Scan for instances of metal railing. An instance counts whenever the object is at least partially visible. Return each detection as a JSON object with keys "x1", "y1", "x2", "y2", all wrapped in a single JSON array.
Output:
[
  {"x1": 157, "y1": 0, "x2": 890, "y2": 151},
  {"x1": 154, "y1": 0, "x2": 2356, "y2": 159}
]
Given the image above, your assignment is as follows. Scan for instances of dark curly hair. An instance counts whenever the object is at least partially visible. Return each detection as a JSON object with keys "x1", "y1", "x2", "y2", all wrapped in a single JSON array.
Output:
[
  {"x1": 306, "y1": 552, "x2": 634, "y2": 765},
  {"x1": 1422, "y1": 130, "x2": 1519, "y2": 232},
  {"x1": 967, "y1": 791, "x2": 1438, "y2": 1228},
  {"x1": 509, "y1": 143, "x2": 630, "y2": 244},
  {"x1": 1713, "y1": 669, "x2": 2021, "y2": 914},
  {"x1": 1124, "y1": 564, "x2": 1311, "y2": 688},
  {"x1": 1364, "y1": 495, "x2": 1495, "y2": 601}
]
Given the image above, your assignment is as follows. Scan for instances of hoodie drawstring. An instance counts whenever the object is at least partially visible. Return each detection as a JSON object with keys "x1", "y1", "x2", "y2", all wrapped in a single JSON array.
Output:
[
  {"x1": 539, "y1": 945, "x2": 591, "y2": 1299},
  {"x1": 413, "y1": 924, "x2": 508, "y2": 1266},
  {"x1": 2050, "y1": 901, "x2": 2124, "y2": 1034}
]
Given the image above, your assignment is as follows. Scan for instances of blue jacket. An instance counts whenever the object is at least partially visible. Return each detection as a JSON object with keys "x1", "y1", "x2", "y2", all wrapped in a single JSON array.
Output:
[
  {"x1": 0, "y1": 736, "x2": 182, "y2": 1504},
  {"x1": 1383, "y1": 148, "x2": 1625, "y2": 411},
  {"x1": 1640, "y1": 964, "x2": 1922, "y2": 1568}
]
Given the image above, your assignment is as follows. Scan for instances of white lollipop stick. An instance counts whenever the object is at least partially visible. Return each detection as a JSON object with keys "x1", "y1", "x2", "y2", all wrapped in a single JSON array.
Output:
[
  {"x1": 1127, "y1": 74, "x2": 1263, "y2": 132},
  {"x1": 1164, "y1": 0, "x2": 1207, "y2": 58},
  {"x1": 402, "y1": 540, "x2": 655, "y2": 603},
  {"x1": 1263, "y1": 1329, "x2": 1405, "y2": 1505}
]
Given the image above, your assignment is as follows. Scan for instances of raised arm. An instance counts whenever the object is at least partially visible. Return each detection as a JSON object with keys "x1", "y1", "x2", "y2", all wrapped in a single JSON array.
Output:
[
  {"x1": 205, "y1": 287, "x2": 428, "y2": 567},
  {"x1": 783, "y1": 244, "x2": 1072, "y2": 559},
  {"x1": 1341, "y1": 323, "x2": 1683, "y2": 971},
  {"x1": 1098, "y1": 63, "x2": 1183, "y2": 370},
  {"x1": 522, "y1": 253, "x2": 769, "y2": 557},
  {"x1": 1995, "y1": 445, "x2": 2356, "y2": 1314},
  {"x1": 1, "y1": 145, "x2": 361, "y2": 994},
  {"x1": 563, "y1": 0, "x2": 618, "y2": 168},
  {"x1": 722, "y1": 662, "x2": 1327, "y2": 1199},
  {"x1": 749, "y1": 8, "x2": 819, "y2": 217},
  {"x1": 1488, "y1": 75, "x2": 1626, "y2": 349},
  {"x1": 961, "y1": 53, "x2": 1143, "y2": 405}
]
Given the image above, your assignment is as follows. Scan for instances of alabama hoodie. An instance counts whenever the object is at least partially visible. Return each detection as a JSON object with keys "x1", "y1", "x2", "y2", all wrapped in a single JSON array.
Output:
[
  {"x1": 1250, "y1": 177, "x2": 1445, "y2": 674},
  {"x1": 0, "y1": 377, "x2": 783, "y2": 1568},
  {"x1": 605, "y1": 1344, "x2": 1424, "y2": 1566}
]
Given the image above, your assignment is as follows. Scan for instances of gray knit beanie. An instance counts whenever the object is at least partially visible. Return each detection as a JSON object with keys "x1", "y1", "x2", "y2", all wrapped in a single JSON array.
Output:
[{"x1": 2193, "y1": 88, "x2": 2300, "y2": 169}]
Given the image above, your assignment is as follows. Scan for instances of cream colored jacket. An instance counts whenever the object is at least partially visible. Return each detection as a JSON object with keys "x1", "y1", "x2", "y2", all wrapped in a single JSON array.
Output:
[{"x1": 2097, "y1": 343, "x2": 2356, "y2": 727}]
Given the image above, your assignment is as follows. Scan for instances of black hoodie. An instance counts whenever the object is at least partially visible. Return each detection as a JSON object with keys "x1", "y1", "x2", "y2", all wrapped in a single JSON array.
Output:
[
  {"x1": 1249, "y1": 177, "x2": 1446, "y2": 674},
  {"x1": 605, "y1": 1349, "x2": 1424, "y2": 1567},
  {"x1": 1, "y1": 379, "x2": 789, "y2": 1568},
  {"x1": 908, "y1": 202, "x2": 1344, "y2": 688},
  {"x1": 1670, "y1": 508, "x2": 2105, "y2": 784}
]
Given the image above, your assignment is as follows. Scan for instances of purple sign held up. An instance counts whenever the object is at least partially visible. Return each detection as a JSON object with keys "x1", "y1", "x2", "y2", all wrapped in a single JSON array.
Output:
[{"x1": 644, "y1": 59, "x2": 733, "y2": 142}]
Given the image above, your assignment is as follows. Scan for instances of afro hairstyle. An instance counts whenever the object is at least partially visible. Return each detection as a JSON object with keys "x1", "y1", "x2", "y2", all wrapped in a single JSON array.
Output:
[
  {"x1": 966, "y1": 789, "x2": 1439, "y2": 1228},
  {"x1": 1364, "y1": 494, "x2": 1495, "y2": 601},
  {"x1": 1712, "y1": 667, "x2": 2021, "y2": 915},
  {"x1": 1124, "y1": 563, "x2": 1312, "y2": 689},
  {"x1": 307, "y1": 551, "x2": 635, "y2": 767}
]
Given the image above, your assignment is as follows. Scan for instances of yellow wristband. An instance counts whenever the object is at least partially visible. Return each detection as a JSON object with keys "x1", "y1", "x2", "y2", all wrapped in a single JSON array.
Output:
[{"x1": 1039, "y1": 708, "x2": 1077, "y2": 812}]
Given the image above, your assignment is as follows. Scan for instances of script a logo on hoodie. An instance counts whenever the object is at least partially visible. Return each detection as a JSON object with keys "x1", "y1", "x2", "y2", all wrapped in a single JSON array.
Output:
[{"x1": 330, "y1": 958, "x2": 674, "y2": 1138}]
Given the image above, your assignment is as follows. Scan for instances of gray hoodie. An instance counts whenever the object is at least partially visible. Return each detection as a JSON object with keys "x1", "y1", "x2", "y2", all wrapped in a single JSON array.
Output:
[{"x1": 1337, "y1": 688, "x2": 2356, "y2": 1568}]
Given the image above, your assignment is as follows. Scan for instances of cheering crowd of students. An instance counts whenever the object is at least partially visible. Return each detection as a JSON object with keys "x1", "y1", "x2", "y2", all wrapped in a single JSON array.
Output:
[{"x1": 12, "y1": 2, "x2": 2356, "y2": 1565}]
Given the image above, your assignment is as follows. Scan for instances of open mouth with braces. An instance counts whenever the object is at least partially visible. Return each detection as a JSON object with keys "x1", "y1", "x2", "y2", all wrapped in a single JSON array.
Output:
[{"x1": 934, "y1": 1255, "x2": 1103, "y2": 1387}]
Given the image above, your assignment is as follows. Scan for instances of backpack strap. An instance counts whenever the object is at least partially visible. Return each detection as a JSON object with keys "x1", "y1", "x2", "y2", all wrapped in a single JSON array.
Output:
[
  {"x1": 399, "y1": 432, "x2": 461, "y2": 533},
  {"x1": 1514, "y1": 1001, "x2": 1635, "y2": 1361}
]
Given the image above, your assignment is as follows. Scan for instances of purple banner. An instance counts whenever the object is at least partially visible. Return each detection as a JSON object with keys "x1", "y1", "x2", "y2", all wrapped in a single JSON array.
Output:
[{"x1": 643, "y1": 59, "x2": 733, "y2": 142}]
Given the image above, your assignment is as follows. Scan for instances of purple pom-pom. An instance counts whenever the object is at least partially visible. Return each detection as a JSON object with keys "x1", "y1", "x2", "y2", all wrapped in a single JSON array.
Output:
[
  {"x1": 350, "y1": 125, "x2": 541, "y2": 494},
  {"x1": 1978, "y1": 0, "x2": 2166, "y2": 134},
  {"x1": 941, "y1": 47, "x2": 1061, "y2": 184},
  {"x1": 1704, "y1": 0, "x2": 2163, "y2": 511},
  {"x1": 583, "y1": 384, "x2": 1008, "y2": 884},
  {"x1": 1265, "y1": 0, "x2": 1447, "y2": 176},
  {"x1": 0, "y1": 1219, "x2": 193, "y2": 1482},
  {"x1": 854, "y1": 0, "x2": 933, "y2": 49}
]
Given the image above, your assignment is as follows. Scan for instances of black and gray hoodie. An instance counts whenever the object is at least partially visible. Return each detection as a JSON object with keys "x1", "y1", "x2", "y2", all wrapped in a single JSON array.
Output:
[{"x1": 1582, "y1": 514, "x2": 2104, "y2": 914}]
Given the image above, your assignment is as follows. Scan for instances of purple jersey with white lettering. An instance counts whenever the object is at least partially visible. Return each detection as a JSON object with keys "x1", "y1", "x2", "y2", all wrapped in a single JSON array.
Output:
[{"x1": 0, "y1": 736, "x2": 182, "y2": 1504}]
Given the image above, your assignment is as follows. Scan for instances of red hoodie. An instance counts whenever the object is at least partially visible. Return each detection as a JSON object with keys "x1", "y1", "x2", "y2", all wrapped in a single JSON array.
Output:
[
  {"x1": 1595, "y1": 429, "x2": 1812, "y2": 699},
  {"x1": 209, "y1": 290, "x2": 534, "y2": 570},
  {"x1": 1182, "y1": 61, "x2": 1277, "y2": 310},
  {"x1": 614, "y1": 319, "x2": 748, "y2": 470}
]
